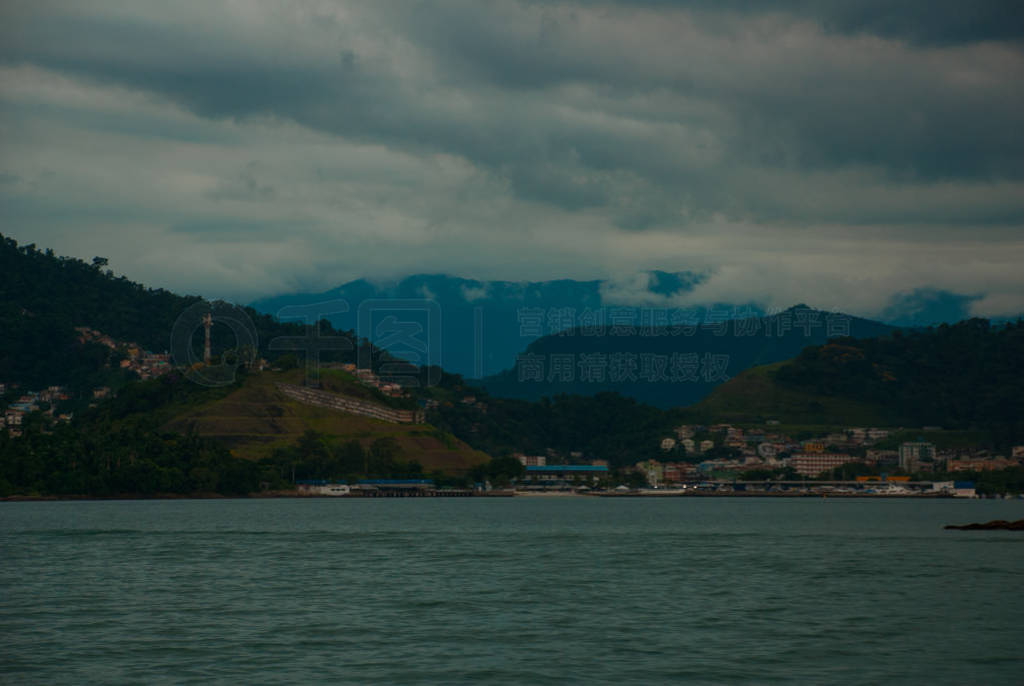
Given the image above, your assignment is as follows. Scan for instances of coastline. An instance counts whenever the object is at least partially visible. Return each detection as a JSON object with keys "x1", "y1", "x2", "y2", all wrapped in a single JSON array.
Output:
[{"x1": 1, "y1": 491, "x2": 996, "y2": 501}]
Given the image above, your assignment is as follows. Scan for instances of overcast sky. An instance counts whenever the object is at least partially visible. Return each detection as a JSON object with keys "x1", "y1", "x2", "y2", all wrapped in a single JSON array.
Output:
[{"x1": 1, "y1": 1, "x2": 1022, "y2": 317}]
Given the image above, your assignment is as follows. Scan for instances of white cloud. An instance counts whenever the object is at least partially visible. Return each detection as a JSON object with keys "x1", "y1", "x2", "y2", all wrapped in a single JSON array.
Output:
[{"x1": 460, "y1": 284, "x2": 489, "y2": 302}]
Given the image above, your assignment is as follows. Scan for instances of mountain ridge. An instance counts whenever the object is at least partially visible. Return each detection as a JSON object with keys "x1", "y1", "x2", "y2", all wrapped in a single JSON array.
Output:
[
  {"x1": 249, "y1": 270, "x2": 727, "y2": 378},
  {"x1": 481, "y1": 306, "x2": 896, "y2": 408},
  {"x1": 249, "y1": 273, "x2": 994, "y2": 379}
]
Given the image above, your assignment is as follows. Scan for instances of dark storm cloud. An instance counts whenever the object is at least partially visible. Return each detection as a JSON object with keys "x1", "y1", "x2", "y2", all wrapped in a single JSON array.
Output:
[
  {"x1": 580, "y1": 0, "x2": 1024, "y2": 45},
  {"x1": 776, "y1": 0, "x2": 1024, "y2": 46},
  {"x1": 5, "y1": 0, "x2": 1023, "y2": 212},
  {"x1": 390, "y1": 1, "x2": 1024, "y2": 184}
]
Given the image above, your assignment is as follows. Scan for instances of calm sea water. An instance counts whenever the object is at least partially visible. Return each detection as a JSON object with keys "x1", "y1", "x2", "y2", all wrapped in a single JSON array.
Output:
[{"x1": 2, "y1": 497, "x2": 1023, "y2": 685}]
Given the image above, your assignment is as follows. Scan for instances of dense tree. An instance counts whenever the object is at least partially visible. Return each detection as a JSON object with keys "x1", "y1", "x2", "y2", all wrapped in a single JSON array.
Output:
[
  {"x1": 470, "y1": 456, "x2": 526, "y2": 486},
  {"x1": 0, "y1": 234, "x2": 422, "y2": 394},
  {"x1": 0, "y1": 420, "x2": 258, "y2": 497},
  {"x1": 774, "y1": 319, "x2": 1024, "y2": 446},
  {"x1": 431, "y1": 391, "x2": 683, "y2": 469}
]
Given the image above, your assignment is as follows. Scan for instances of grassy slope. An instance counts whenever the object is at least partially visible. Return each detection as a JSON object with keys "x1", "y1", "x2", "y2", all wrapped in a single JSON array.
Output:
[
  {"x1": 162, "y1": 369, "x2": 489, "y2": 473},
  {"x1": 690, "y1": 362, "x2": 893, "y2": 426}
]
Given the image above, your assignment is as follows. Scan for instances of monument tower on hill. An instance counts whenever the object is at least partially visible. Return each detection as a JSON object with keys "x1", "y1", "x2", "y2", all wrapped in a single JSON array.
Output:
[{"x1": 203, "y1": 312, "x2": 212, "y2": 364}]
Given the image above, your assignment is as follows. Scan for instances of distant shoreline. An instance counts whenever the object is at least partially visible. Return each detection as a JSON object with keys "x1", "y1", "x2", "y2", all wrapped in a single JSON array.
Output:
[{"x1": 2, "y1": 491, "x2": 1003, "y2": 501}]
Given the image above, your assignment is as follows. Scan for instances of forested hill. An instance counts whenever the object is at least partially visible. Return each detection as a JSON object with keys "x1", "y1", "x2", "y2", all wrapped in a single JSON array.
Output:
[
  {"x1": 0, "y1": 235, "x2": 204, "y2": 353},
  {"x1": 482, "y1": 306, "x2": 894, "y2": 408},
  {"x1": 0, "y1": 235, "x2": 412, "y2": 391},
  {"x1": 772, "y1": 319, "x2": 1024, "y2": 443}
]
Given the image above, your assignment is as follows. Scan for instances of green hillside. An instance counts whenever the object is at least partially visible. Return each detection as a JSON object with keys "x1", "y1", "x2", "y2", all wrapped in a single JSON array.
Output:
[
  {"x1": 688, "y1": 320, "x2": 1024, "y2": 448},
  {"x1": 774, "y1": 320, "x2": 1024, "y2": 443},
  {"x1": 0, "y1": 234, "x2": 424, "y2": 395},
  {"x1": 689, "y1": 362, "x2": 893, "y2": 426},
  {"x1": 163, "y1": 369, "x2": 488, "y2": 473},
  {"x1": 0, "y1": 236, "x2": 490, "y2": 496}
]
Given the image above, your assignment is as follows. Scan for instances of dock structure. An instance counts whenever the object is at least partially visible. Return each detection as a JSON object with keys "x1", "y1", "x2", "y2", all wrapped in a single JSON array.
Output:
[
  {"x1": 350, "y1": 480, "x2": 474, "y2": 497},
  {"x1": 277, "y1": 383, "x2": 425, "y2": 424},
  {"x1": 291, "y1": 479, "x2": 477, "y2": 497}
]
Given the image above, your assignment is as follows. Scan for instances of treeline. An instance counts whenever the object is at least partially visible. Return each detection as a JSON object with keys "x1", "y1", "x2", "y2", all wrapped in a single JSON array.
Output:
[
  {"x1": 0, "y1": 356, "x2": 445, "y2": 497},
  {"x1": 0, "y1": 421, "x2": 260, "y2": 497},
  {"x1": 0, "y1": 371, "x2": 260, "y2": 496},
  {"x1": 774, "y1": 319, "x2": 1024, "y2": 445},
  {"x1": 261, "y1": 431, "x2": 527, "y2": 487},
  {"x1": 263, "y1": 431, "x2": 429, "y2": 484},
  {"x1": 430, "y1": 391, "x2": 684, "y2": 469},
  {"x1": 1, "y1": 236, "x2": 199, "y2": 389},
  {"x1": 0, "y1": 418, "x2": 442, "y2": 497}
]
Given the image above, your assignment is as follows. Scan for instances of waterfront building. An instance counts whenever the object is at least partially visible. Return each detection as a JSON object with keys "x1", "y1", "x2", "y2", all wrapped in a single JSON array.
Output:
[
  {"x1": 515, "y1": 454, "x2": 546, "y2": 467},
  {"x1": 662, "y1": 462, "x2": 696, "y2": 483},
  {"x1": 867, "y1": 449, "x2": 899, "y2": 465},
  {"x1": 801, "y1": 440, "x2": 825, "y2": 453},
  {"x1": 899, "y1": 442, "x2": 936, "y2": 471},
  {"x1": 953, "y1": 481, "x2": 977, "y2": 498},
  {"x1": 295, "y1": 480, "x2": 351, "y2": 496},
  {"x1": 790, "y1": 454, "x2": 858, "y2": 477},
  {"x1": 948, "y1": 457, "x2": 1023, "y2": 472},
  {"x1": 354, "y1": 479, "x2": 435, "y2": 496}
]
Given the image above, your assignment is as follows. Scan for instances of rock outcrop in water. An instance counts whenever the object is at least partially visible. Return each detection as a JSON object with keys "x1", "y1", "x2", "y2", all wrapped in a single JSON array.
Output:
[{"x1": 944, "y1": 519, "x2": 1024, "y2": 531}]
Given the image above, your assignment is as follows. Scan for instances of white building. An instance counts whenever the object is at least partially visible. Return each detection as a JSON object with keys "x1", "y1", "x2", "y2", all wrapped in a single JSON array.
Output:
[
  {"x1": 790, "y1": 454, "x2": 857, "y2": 477},
  {"x1": 296, "y1": 482, "x2": 351, "y2": 496}
]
